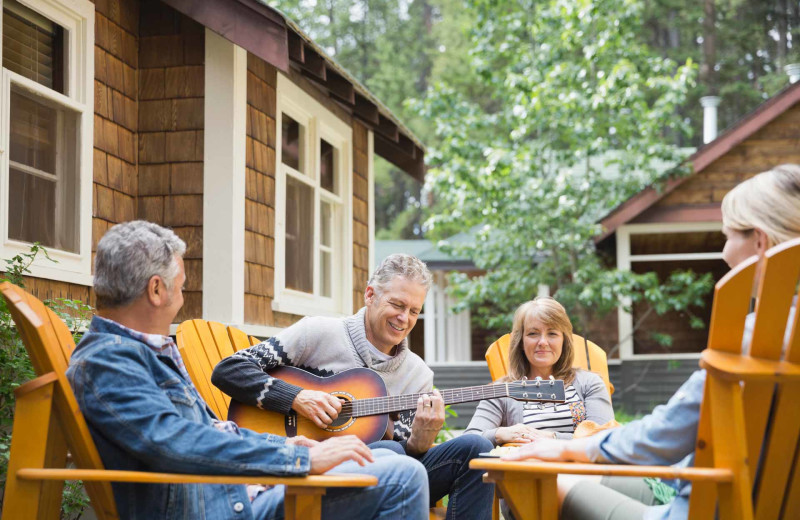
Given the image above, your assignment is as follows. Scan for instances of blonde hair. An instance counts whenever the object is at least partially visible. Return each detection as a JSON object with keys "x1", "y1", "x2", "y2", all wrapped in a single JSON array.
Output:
[
  {"x1": 722, "y1": 164, "x2": 800, "y2": 247},
  {"x1": 506, "y1": 297, "x2": 576, "y2": 384}
]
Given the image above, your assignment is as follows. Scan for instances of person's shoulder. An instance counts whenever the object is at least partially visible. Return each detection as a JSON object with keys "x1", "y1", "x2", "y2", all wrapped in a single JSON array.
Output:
[
  {"x1": 286, "y1": 315, "x2": 347, "y2": 336},
  {"x1": 572, "y1": 368, "x2": 605, "y2": 387},
  {"x1": 71, "y1": 331, "x2": 152, "y2": 368}
]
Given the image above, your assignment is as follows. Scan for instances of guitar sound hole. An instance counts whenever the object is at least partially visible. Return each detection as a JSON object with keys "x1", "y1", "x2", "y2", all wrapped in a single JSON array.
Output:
[
  {"x1": 329, "y1": 413, "x2": 352, "y2": 428},
  {"x1": 329, "y1": 396, "x2": 352, "y2": 428}
]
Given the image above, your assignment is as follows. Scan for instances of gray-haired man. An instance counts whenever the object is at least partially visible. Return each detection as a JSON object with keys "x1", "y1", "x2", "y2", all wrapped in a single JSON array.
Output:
[
  {"x1": 66, "y1": 221, "x2": 428, "y2": 520},
  {"x1": 213, "y1": 254, "x2": 494, "y2": 520}
]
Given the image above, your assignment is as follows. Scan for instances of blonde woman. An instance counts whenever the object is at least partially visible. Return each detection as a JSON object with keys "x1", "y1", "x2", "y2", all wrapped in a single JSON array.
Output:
[
  {"x1": 505, "y1": 164, "x2": 800, "y2": 520},
  {"x1": 465, "y1": 297, "x2": 614, "y2": 445}
]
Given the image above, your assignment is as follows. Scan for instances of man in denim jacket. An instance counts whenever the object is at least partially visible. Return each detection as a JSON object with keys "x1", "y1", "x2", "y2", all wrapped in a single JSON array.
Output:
[{"x1": 66, "y1": 220, "x2": 428, "y2": 520}]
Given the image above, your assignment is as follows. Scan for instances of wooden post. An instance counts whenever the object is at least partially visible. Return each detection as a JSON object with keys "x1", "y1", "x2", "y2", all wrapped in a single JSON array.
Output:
[
  {"x1": 284, "y1": 486, "x2": 325, "y2": 520},
  {"x1": 2, "y1": 373, "x2": 63, "y2": 520}
]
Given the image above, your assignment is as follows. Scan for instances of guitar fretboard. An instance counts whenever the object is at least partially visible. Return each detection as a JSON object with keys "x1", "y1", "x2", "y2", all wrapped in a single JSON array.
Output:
[{"x1": 342, "y1": 382, "x2": 559, "y2": 418}]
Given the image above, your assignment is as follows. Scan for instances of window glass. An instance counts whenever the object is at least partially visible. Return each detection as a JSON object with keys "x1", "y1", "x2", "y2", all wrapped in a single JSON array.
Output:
[
  {"x1": 281, "y1": 114, "x2": 305, "y2": 173},
  {"x1": 320, "y1": 139, "x2": 336, "y2": 193},
  {"x1": 285, "y1": 176, "x2": 314, "y2": 292},
  {"x1": 3, "y1": 0, "x2": 65, "y2": 93},
  {"x1": 319, "y1": 201, "x2": 333, "y2": 298},
  {"x1": 8, "y1": 88, "x2": 79, "y2": 252},
  {"x1": 320, "y1": 250, "x2": 331, "y2": 297}
]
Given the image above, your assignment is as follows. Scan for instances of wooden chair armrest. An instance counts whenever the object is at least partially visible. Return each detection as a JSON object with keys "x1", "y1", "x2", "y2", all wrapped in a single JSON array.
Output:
[
  {"x1": 701, "y1": 350, "x2": 800, "y2": 382},
  {"x1": 17, "y1": 468, "x2": 377, "y2": 488},
  {"x1": 470, "y1": 459, "x2": 733, "y2": 482}
]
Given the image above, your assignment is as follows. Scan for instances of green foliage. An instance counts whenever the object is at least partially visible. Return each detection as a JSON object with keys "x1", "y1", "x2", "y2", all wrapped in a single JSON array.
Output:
[
  {"x1": 413, "y1": 0, "x2": 713, "y2": 345},
  {"x1": 435, "y1": 403, "x2": 459, "y2": 444},
  {"x1": 0, "y1": 244, "x2": 93, "y2": 518}
]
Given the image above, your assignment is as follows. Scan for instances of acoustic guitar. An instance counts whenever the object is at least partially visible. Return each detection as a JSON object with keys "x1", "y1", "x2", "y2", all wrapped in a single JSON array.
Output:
[{"x1": 227, "y1": 365, "x2": 566, "y2": 444}]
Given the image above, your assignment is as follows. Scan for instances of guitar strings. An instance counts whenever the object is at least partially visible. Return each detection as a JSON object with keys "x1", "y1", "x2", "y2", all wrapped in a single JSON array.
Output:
[{"x1": 335, "y1": 382, "x2": 561, "y2": 417}]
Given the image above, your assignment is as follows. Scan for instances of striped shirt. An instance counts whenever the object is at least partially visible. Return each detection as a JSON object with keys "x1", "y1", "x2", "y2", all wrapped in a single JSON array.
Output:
[{"x1": 522, "y1": 384, "x2": 586, "y2": 433}]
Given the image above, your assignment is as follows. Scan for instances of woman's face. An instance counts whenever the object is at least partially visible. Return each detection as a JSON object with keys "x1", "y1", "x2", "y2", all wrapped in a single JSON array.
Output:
[
  {"x1": 722, "y1": 226, "x2": 760, "y2": 269},
  {"x1": 522, "y1": 314, "x2": 564, "y2": 378}
]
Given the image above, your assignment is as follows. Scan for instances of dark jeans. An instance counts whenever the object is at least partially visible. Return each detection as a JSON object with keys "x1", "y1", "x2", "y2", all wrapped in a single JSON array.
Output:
[{"x1": 370, "y1": 435, "x2": 494, "y2": 520}]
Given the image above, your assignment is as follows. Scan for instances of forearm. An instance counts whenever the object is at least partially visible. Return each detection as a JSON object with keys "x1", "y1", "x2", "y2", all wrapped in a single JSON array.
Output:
[{"x1": 212, "y1": 351, "x2": 302, "y2": 414}]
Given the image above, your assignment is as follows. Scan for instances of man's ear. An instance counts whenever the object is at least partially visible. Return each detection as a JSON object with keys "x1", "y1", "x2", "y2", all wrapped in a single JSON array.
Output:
[
  {"x1": 753, "y1": 227, "x2": 771, "y2": 256},
  {"x1": 364, "y1": 285, "x2": 375, "y2": 305},
  {"x1": 146, "y1": 275, "x2": 165, "y2": 306}
]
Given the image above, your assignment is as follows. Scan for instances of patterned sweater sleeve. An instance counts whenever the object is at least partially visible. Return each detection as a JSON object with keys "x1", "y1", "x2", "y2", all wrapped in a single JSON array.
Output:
[
  {"x1": 393, "y1": 369, "x2": 434, "y2": 446},
  {"x1": 211, "y1": 324, "x2": 308, "y2": 415}
]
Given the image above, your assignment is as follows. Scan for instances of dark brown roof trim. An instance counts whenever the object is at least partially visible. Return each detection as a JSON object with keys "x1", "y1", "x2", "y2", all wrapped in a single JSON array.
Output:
[
  {"x1": 596, "y1": 81, "x2": 800, "y2": 242},
  {"x1": 162, "y1": 0, "x2": 289, "y2": 71},
  {"x1": 161, "y1": 0, "x2": 426, "y2": 180}
]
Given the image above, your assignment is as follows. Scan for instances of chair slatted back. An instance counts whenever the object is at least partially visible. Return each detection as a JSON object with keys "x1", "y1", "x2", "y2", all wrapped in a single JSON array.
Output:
[
  {"x1": 0, "y1": 282, "x2": 119, "y2": 519},
  {"x1": 485, "y1": 333, "x2": 615, "y2": 397},
  {"x1": 175, "y1": 319, "x2": 260, "y2": 420},
  {"x1": 745, "y1": 241, "x2": 800, "y2": 520},
  {"x1": 692, "y1": 238, "x2": 800, "y2": 519},
  {"x1": 175, "y1": 319, "x2": 237, "y2": 420}
]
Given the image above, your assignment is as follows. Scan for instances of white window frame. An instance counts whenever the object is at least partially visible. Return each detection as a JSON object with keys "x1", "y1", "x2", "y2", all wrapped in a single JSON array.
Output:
[
  {"x1": 616, "y1": 221, "x2": 723, "y2": 360},
  {"x1": 274, "y1": 73, "x2": 353, "y2": 317},
  {"x1": 0, "y1": 0, "x2": 94, "y2": 285}
]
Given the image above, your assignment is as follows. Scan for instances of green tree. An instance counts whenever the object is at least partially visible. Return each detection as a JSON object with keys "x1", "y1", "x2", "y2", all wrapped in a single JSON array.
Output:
[
  {"x1": 640, "y1": 0, "x2": 794, "y2": 146},
  {"x1": 414, "y1": 0, "x2": 713, "y2": 343}
]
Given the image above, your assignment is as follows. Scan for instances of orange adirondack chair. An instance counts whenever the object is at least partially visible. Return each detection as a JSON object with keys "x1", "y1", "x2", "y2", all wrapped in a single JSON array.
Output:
[
  {"x1": 485, "y1": 333, "x2": 615, "y2": 398},
  {"x1": 472, "y1": 237, "x2": 800, "y2": 520},
  {"x1": 0, "y1": 283, "x2": 376, "y2": 520}
]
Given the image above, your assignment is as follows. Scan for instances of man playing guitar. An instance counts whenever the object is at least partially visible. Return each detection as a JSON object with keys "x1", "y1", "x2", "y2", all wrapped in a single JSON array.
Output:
[{"x1": 212, "y1": 254, "x2": 493, "y2": 520}]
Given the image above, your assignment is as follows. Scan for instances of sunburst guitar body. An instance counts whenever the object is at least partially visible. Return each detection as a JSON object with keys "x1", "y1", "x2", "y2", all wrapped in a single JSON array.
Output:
[{"x1": 227, "y1": 365, "x2": 566, "y2": 444}]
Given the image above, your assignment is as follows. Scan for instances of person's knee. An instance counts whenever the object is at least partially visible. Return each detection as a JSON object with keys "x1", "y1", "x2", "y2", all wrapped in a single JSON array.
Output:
[
  {"x1": 391, "y1": 455, "x2": 429, "y2": 485},
  {"x1": 369, "y1": 439, "x2": 406, "y2": 455},
  {"x1": 450, "y1": 433, "x2": 493, "y2": 456}
]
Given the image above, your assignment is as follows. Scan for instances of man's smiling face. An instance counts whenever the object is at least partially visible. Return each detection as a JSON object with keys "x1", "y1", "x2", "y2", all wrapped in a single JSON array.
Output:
[{"x1": 364, "y1": 277, "x2": 427, "y2": 353}]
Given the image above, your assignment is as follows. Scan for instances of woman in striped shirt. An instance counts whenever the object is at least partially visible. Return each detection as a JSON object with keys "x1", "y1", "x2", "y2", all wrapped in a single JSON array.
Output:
[{"x1": 465, "y1": 297, "x2": 614, "y2": 445}]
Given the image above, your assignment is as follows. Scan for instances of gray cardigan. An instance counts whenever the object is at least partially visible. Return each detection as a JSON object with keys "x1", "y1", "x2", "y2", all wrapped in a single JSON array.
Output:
[{"x1": 464, "y1": 369, "x2": 614, "y2": 445}]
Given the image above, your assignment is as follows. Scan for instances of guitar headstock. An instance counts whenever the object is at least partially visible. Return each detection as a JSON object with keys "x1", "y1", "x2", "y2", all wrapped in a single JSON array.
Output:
[{"x1": 506, "y1": 377, "x2": 566, "y2": 403}]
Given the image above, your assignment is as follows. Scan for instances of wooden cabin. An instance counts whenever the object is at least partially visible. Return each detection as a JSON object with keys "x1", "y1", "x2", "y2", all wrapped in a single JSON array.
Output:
[
  {"x1": 595, "y1": 80, "x2": 800, "y2": 412},
  {"x1": 0, "y1": 0, "x2": 424, "y2": 338}
]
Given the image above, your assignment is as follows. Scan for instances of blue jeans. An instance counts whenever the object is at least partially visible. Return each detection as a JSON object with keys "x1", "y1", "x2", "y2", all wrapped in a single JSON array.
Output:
[
  {"x1": 252, "y1": 448, "x2": 429, "y2": 520},
  {"x1": 371, "y1": 436, "x2": 494, "y2": 520}
]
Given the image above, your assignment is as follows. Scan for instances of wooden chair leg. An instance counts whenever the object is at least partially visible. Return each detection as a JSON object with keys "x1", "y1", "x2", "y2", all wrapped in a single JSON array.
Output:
[
  {"x1": 2, "y1": 374, "x2": 62, "y2": 520},
  {"x1": 284, "y1": 486, "x2": 325, "y2": 520},
  {"x1": 487, "y1": 470, "x2": 555, "y2": 520}
]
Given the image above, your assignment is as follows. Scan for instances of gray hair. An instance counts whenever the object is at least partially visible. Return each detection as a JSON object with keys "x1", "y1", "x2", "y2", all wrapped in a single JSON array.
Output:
[
  {"x1": 94, "y1": 220, "x2": 187, "y2": 309},
  {"x1": 722, "y1": 164, "x2": 800, "y2": 248},
  {"x1": 367, "y1": 253, "x2": 432, "y2": 296}
]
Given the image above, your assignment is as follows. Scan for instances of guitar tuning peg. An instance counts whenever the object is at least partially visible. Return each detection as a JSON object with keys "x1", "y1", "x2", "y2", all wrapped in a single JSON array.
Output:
[{"x1": 549, "y1": 376, "x2": 555, "y2": 385}]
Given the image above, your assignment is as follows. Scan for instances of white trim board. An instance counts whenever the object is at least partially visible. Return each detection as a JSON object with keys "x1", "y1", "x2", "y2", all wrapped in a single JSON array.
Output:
[{"x1": 202, "y1": 29, "x2": 247, "y2": 324}]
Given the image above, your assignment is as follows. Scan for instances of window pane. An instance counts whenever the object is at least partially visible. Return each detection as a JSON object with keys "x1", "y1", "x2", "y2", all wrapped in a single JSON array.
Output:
[
  {"x1": 8, "y1": 88, "x2": 80, "y2": 253},
  {"x1": 282, "y1": 114, "x2": 305, "y2": 173},
  {"x1": 10, "y1": 90, "x2": 57, "y2": 172},
  {"x1": 320, "y1": 139, "x2": 336, "y2": 193},
  {"x1": 285, "y1": 177, "x2": 314, "y2": 293},
  {"x1": 320, "y1": 201, "x2": 332, "y2": 247},
  {"x1": 3, "y1": 0, "x2": 65, "y2": 93},
  {"x1": 320, "y1": 250, "x2": 331, "y2": 298},
  {"x1": 9, "y1": 166, "x2": 55, "y2": 247}
]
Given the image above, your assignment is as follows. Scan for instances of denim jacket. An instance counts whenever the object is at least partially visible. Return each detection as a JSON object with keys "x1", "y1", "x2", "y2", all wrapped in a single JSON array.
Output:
[{"x1": 67, "y1": 316, "x2": 311, "y2": 520}]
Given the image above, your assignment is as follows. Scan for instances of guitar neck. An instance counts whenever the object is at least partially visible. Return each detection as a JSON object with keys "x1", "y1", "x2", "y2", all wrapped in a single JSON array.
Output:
[{"x1": 349, "y1": 384, "x2": 512, "y2": 418}]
